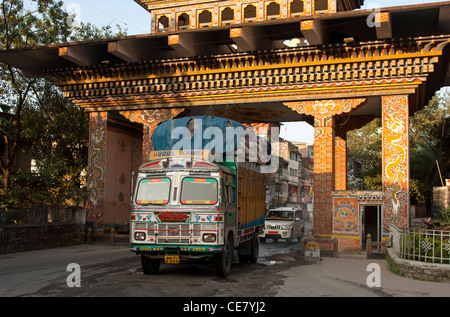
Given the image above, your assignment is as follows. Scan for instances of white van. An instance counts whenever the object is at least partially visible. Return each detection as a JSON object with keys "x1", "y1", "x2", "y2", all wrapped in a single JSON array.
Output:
[{"x1": 259, "y1": 207, "x2": 305, "y2": 244}]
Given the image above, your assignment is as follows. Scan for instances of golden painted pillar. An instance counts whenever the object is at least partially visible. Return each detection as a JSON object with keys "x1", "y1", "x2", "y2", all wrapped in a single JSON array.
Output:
[
  {"x1": 87, "y1": 111, "x2": 108, "y2": 226},
  {"x1": 382, "y1": 95, "x2": 410, "y2": 229},
  {"x1": 313, "y1": 115, "x2": 335, "y2": 237},
  {"x1": 284, "y1": 98, "x2": 366, "y2": 238},
  {"x1": 335, "y1": 136, "x2": 347, "y2": 191}
]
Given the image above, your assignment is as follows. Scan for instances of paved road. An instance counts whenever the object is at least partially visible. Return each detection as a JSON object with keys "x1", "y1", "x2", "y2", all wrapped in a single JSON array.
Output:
[
  {"x1": 0, "y1": 239, "x2": 449, "y2": 298},
  {"x1": 0, "y1": 244, "x2": 134, "y2": 297}
]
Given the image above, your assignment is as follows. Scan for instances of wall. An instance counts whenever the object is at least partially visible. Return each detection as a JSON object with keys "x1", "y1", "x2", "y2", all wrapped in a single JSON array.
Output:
[
  {"x1": 103, "y1": 126, "x2": 142, "y2": 226},
  {"x1": 433, "y1": 186, "x2": 450, "y2": 212},
  {"x1": 387, "y1": 248, "x2": 450, "y2": 283},
  {"x1": 331, "y1": 190, "x2": 383, "y2": 253},
  {"x1": 0, "y1": 223, "x2": 84, "y2": 253}
]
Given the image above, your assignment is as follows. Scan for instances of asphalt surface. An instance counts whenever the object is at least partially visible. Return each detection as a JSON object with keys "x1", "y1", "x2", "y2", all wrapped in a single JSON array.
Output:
[{"x1": 1, "y1": 242, "x2": 449, "y2": 298}]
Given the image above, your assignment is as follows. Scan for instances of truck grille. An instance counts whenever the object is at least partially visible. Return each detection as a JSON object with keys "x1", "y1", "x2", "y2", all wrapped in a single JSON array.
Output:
[
  {"x1": 134, "y1": 222, "x2": 219, "y2": 245},
  {"x1": 156, "y1": 223, "x2": 190, "y2": 244}
]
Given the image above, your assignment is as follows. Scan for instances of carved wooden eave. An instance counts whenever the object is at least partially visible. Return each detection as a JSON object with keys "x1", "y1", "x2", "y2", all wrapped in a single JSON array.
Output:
[{"x1": 0, "y1": 2, "x2": 449, "y2": 123}]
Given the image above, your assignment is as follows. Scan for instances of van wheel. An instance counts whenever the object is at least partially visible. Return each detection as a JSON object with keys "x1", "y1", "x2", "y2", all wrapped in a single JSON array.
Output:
[
  {"x1": 141, "y1": 255, "x2": 160, "y2": 275},
  {"x1": 215, "y1": 237, "x2": 233, "y2": 277}
]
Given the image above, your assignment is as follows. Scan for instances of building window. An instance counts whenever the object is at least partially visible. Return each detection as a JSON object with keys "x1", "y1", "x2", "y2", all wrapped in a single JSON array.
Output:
[
  {"x1": 199, "y1": 10, "x2": 212, "y2": 28},
  {"x1": 178, "y1": 13, "x2": 190, "y2": 30},
  {"x1": 267, "y1": 2, "x2": 280, "y2": 20},
  {"x1": 243, "y1": 4, "x2": 257, "y2": 22},
  {"x1": 221, "y1": 7, "x2": 234, "y2": 25},
  {"x1": 290, "y1": 0, "x2": 304, "y2": 17},
  {"x1": 157, "y1": 15, "x2": 169, "y2": 32},
  {"x1": 315, "y1": 0, "x2": 328, "y2": 13}
]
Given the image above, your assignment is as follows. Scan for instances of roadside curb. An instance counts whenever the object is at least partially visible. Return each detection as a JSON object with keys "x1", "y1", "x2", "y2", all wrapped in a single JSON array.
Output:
[{"x1": 386, "y1": 247, "x2": 450, "y2": 283}]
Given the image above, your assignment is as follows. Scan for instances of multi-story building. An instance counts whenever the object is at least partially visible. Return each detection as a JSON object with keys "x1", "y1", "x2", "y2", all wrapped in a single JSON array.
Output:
[
  {"x1": 294, "y1": 142, "x2": 314, "y2": 211},
  {"x1": 266, "y1": 137, "x2": 302, "y2": 209}
]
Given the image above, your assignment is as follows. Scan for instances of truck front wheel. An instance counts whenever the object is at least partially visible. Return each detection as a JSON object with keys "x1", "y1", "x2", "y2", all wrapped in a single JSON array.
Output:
[
  {"x1": 141, "y1": 255, "x2": 160, "y2": 275},
  {"x1": 214, "y1": 238, "x2": 233, "y2": 277}
]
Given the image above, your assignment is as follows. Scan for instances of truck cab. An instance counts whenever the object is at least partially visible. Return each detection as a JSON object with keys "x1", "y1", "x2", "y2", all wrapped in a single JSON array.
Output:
[
  {"x1": 259, "y1": 207, "x2": 305, "y2": 244},
  {"x1": 130, "y1": 150, "x2": 240, "y2": 277}
]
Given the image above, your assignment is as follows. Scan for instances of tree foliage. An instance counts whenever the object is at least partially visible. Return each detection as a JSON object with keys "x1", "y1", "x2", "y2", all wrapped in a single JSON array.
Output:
[{"x1": 0, "y1": 0, "x2": 127, "y2": 208}]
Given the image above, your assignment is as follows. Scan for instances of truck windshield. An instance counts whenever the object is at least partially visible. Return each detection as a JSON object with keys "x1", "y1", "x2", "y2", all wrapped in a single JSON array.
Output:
[
  {"x1": 135, "y1": 178, "x2": 171, "y2": 205},
  {"x1": 266, "y1": 210, "x2": 293, "y2": 221},
  {"x1": 181, "y1": 177, "x2": 218, "y2": 205}
]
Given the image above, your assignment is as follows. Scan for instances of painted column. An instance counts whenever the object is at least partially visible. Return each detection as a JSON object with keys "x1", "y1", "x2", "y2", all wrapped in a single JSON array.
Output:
[
  {"x1": 313, "y1": 115, "x2": 335, "y2": 237},
  {"x1": 335, "y1": 136, "x2": 347, "y2": 191},
  {"x1": 87, "y1": 111, "x2": 107, "y2": 227},
  {"x1": 284, "y1": 98, "x2": 366, "y2": 238},
  {"x1": 382, "y1": 95, "x2": 410, "y2": 230}
]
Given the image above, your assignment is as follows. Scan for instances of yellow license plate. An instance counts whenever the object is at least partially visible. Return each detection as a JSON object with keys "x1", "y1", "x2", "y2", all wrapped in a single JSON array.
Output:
[{"x1": 165, "y1": 255, "x2": 180, "y2": 264}]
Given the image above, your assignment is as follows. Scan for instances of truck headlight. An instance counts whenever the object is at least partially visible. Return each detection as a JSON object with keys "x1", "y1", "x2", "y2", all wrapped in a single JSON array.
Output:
[
  {"x1": 281, "y1": 225, "x2": 292, "y2": 230},
  {"x1": 203, "y1": 233, "x2": 216, "y2": 243},
  {"x1": 134, "y1": 232, "x2": 146, "y2": 241}
]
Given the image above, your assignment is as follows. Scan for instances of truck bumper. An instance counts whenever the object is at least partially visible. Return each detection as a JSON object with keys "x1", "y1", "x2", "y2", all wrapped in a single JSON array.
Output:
[
  {"x1": 131, "y1": 244, "x2": 223, "y2": 260},
  {"x1": 259, "y1": 230, "x2": 291, "y2": 240}
]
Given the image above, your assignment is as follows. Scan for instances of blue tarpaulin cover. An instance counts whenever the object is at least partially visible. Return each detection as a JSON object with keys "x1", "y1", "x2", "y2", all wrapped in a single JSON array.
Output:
[{"x1": 152, "y1": 116, "x2": 247, "y2": 153}]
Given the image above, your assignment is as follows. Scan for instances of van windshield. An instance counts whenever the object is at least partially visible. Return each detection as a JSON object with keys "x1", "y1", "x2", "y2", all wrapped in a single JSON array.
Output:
[
  {"x1": 135, "y1": 178, "x2": 171, "y2": 205},
  {"x1": 181, "y1": 177, "x2": 218, "y2": 205},
  {"x1": 266, "y1": 210, "x2": 294, "y2": 221}
]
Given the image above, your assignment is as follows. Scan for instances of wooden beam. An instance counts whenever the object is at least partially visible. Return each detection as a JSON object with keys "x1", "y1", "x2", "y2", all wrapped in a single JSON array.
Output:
[
  {"x1": 108, "y1": 41, "x2": 139, "y2": 63},
  {"x1": 439, "y1": 5, "x2": 450, "y2": 34},
  {"x1": 229, "y1": 26, "x2": 272, "y2": 52},
  {"x1": 300, "y1": 19, "x2": 328, "y2": 46},
  {"x1": 58, "y1": 46, "x2": 96, "y2": 67},
  {"x1": 168, "y1": 33, "x2": 197, "y2": 57},
  {"x1": 375, "y1": 12, "x2": 392, "y2": 40}
]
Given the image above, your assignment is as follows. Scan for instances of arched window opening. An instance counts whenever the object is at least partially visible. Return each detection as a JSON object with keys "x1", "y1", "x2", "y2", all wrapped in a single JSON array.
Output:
[
  {"x1": 158, "y1": 15, "x2": 169, "y2": 32},
  {"x1": 199, "y1": 10, "x2": 212, "y2": 28},
  {"x1": 221, "y1": 7, "x2": 235, "y2": 25},
  {"x1": 267, "y1": 2, "x2": 280, "y2": 20},
  {"x1": 315, "y1": 0, "x2": 328, "y2": 13},
  {"x1": 290, "y1": 0, "x2": 304, "y2": 17},
  {"x1": 243, "y1": 4, "x2": 257, "y2": 22},
  {"x1": 178, "y1": 13, "x2": 190, "y2": 30}
]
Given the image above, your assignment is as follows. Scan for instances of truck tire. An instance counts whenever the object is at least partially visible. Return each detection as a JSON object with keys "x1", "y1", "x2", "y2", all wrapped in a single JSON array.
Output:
[
  {"x1": 214, "y1": 238, "x2": 233, "y2": 277},
  {"x1": 141, "y1": 255, "x2": 160, "y2": 275},
  {"x1": 249, "y1": 233, "x2": 260, "y2": 263}
]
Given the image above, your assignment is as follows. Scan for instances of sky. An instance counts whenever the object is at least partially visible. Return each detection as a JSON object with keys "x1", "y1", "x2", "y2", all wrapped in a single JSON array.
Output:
[{"x1": 29, "y1": 0, "x2": 445, "y2": 144}]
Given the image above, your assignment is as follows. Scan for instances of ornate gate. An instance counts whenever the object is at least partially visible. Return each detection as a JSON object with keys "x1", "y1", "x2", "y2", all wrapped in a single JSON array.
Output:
[{"x1": 1, "y1": 0, "x2": 449, "y2": 251}]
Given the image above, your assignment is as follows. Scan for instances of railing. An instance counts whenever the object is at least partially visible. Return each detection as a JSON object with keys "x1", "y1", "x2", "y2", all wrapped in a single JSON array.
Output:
[
  {"x1": 390, "y1": 224, "x2": 450, "y2": 264},
  {"x1": 366, "y1": 233, "x2": 387, "y2": 259}
]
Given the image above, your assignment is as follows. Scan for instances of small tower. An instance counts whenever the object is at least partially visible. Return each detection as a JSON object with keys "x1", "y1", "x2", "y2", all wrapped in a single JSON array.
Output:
[{"x1": 134, "y1": 0, "x2": 365, "y2": 33}]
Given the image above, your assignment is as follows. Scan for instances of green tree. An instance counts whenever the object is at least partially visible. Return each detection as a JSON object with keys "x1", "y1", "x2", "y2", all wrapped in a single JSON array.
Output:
[
  {"x1": 0, "y1": 0, "x2": 70, "y2": 189},
  {"x1": 347, "y1": 118, "x2": 382, "y2": 190},
  {"x1": 409, "y1": 90, "x2": 449, "y2": 207},
  {"x1": 0, "y1": 0, "x2": 128, "y2": 207}
]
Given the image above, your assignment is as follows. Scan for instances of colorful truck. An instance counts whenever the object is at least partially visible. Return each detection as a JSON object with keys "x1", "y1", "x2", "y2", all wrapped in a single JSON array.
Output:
[{"x1": 130, "y1": 117, "x2": 268, "y2": 277}]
